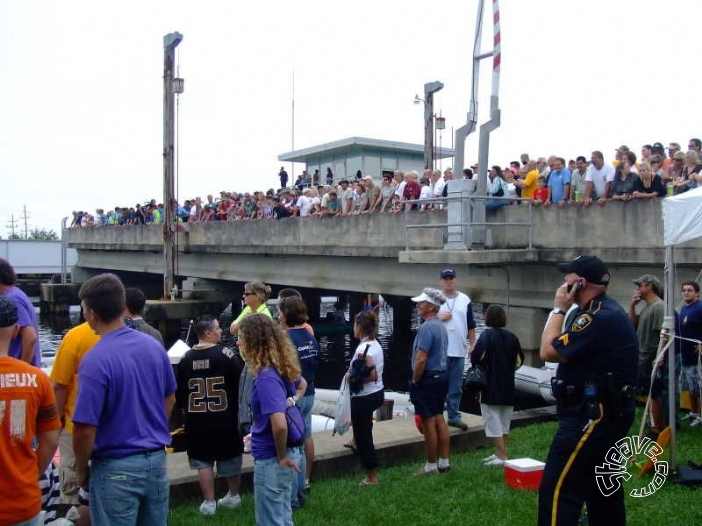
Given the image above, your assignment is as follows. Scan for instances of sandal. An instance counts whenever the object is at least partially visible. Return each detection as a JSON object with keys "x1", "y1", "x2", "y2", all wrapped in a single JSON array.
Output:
[
  {"x1": 359, "y1": 477, "x2": 379, "y2": 486},
  {"x1": 343, "y1": 442, "x2": 357, "y2": 452}
]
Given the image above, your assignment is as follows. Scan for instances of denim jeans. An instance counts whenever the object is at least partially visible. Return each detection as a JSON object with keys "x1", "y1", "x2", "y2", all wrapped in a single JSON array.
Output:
[
  {"x1": 486, "y1": 199, "x2": 509, "y2": 211},
  {"x1": 10, "y1": 513, "x2": 42, "y2": 526},
  {"x1": 290, "y1": 445, "x2": 306, "y2": 509},
  {"x1": 446, "y1": 356, "x2": 465, "y2": 423},
  {"x1": 89, "y1": 450, "x2": 169, "y2": 526},
  {"x1": 254, "y1": 448, "x2": 300, "y2": 526}
]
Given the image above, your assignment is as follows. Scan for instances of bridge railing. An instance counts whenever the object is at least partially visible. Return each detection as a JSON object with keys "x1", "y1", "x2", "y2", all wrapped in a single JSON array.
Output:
[{"x1": 403, "y1": 194, "x2": 534, "y2": 251}]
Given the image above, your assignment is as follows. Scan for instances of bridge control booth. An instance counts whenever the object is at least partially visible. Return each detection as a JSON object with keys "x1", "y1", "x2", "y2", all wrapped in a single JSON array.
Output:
[{"x1": 278, "y1": 136, "x2": 455, "y2": 183}]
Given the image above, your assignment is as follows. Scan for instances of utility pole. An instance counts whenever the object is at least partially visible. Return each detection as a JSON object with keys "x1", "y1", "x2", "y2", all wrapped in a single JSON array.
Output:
[
  {"x1": 163, "y1": 32, "x2": 183, "y2": 300},
  {"x1": 5, "y1": 214, "x2": 18, "y2": 239},
  {"x1": 20, "y1": 205, "x2": 30, "y2": 239}
]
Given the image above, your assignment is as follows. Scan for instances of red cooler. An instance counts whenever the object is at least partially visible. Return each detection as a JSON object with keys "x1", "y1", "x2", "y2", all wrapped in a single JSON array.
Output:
[{"x1": 504, "y1": 458, "x2": 545, "y2": 491}]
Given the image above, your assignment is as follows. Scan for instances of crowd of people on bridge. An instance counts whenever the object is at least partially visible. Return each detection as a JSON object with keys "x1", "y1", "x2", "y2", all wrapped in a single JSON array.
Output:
[{"x1": 67, "y1": 138, "x2": 702, "y2": 228}]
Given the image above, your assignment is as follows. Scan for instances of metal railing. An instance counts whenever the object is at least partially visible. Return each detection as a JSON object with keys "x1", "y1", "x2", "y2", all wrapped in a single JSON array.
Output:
[{"x1": 403, "y1": 194, "x2": 534, "y2": 251}]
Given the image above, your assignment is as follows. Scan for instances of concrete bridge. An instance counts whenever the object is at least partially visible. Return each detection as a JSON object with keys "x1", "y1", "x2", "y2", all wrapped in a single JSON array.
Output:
[{"x1": 65, "y1": 199, "x2": 701, "y2": 352}]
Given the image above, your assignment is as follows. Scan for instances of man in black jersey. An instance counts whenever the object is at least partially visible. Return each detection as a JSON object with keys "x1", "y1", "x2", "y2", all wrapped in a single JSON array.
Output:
[{"x1": 176, "y1": 315, "x2": 244, "y2": 516}]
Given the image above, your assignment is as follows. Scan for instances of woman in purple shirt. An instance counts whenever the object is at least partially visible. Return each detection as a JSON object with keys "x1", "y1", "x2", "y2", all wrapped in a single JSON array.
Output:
[{"x1": 239, "y1": 314, "x2": 302, "y2": 526}]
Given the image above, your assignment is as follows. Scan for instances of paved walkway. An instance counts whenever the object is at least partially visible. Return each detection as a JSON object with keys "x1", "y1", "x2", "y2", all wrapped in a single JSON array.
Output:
[{"x1": 168, "y1": 407, "x2": 555, "y2": 505}]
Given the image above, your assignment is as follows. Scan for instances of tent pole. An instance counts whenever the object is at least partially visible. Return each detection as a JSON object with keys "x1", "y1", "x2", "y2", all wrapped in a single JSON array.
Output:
[{"x1": 665, "y1": 245, "x2": 676, "y2": 469}]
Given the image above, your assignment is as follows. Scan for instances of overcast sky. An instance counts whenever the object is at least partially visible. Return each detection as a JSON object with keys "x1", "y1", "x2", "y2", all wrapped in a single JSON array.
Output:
[{"x1": 2, "y1": 0, "x2": 701, "y2": 235}]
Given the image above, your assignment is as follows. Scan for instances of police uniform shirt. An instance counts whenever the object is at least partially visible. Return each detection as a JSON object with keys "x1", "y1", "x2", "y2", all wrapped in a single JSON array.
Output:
[{"x1": 551, "y1": 293, "x2": 638, "y2": 390}]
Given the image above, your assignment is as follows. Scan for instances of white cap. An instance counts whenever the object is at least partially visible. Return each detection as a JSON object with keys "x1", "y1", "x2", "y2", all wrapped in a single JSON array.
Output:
[{"x1": 411, "y1": 288, "x2": 446, "y2": 306}]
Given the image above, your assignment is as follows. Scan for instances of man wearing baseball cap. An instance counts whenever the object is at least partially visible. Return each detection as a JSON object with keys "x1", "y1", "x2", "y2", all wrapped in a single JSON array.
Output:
[
  {"x1": 0, "y1": 296, "x2": 61, "y2": 526},
  {"x1": 410, "y1": 288, "x2": 450, "y2": 475},
  {"x1": 437, "y1": 268, "x2": 476, "y2": 431},
  {"x1": 629, "y1": 274, "x2": 665, "y2": 437},
  {"x1": 538, "y1": 256, "x2": 638, "y2": 526}
]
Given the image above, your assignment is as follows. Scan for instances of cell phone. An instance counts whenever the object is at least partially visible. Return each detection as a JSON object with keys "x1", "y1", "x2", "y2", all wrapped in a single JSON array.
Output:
[{"x1": 567, "y1": 280, "x2": 584, "y2": 293}]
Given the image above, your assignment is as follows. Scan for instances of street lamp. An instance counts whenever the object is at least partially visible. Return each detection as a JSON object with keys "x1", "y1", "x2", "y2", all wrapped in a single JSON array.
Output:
[
  {"x1": 415, "y1": 81, "x2": 444, "y2": 169},
  {"x1": 414, "y1": 81, "x2": 444, "y2": 170}
]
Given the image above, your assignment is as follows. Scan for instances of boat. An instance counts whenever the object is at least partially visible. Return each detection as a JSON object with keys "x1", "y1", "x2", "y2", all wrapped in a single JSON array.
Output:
[{"x1": 514, "y1": 363, "x2": 557, "y2": 404}]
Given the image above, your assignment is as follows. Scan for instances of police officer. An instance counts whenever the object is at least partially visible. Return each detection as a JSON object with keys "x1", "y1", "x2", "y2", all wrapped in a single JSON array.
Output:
[{"x1": 538, "y1": 256, "x2": 638, "y2": 526}]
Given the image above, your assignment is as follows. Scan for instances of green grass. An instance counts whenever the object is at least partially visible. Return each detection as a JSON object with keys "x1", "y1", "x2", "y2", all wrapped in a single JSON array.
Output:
[{"x1": 169, "y1": 413, "x2": 702, "y2": 525}]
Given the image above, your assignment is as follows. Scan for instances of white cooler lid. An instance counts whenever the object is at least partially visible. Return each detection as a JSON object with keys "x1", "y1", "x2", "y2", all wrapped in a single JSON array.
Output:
[{"x1": 504, "y1": 458, "x2": 545, "y2": 472}]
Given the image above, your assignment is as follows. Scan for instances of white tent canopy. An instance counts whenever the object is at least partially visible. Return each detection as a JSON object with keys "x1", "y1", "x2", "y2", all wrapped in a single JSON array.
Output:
[
  {"x1": 660, "y1": 187, "x2": 702, "y2": 469},
  {"x1": 662, "y1": 186, "x2": 702, "y2": 246}
]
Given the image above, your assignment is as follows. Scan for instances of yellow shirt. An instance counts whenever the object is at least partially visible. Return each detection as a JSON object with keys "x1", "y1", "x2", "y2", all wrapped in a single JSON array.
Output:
[
  {"x1": 522, "y1": 169, "x2": 539, "y2": 199},
  {"x1": 49, "y1": 322, "x2": 100, "y2": 433},
  {"x1": 230, "y1": 302, "x2": 273, "y2": 328}
]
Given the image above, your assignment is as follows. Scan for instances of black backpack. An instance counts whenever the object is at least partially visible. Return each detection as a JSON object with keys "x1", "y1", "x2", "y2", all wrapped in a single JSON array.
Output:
[{"x1": 348, "y1": 344, "x2": 374, "y2": 395}]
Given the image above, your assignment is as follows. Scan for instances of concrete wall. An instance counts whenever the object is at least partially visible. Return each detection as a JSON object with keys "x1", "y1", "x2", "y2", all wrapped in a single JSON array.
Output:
[
  {"x1": 485, "y1": 199, "x2": 702, "y2": 261},
  {"x1": 66, "y1": 212, "x2": 446, "y2": 257},
  {"x1": 0, "y1": 240, "x2": 77, "y2": 274}
]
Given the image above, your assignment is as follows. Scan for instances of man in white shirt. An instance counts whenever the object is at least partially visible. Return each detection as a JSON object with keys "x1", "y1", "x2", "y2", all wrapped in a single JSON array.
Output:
[
  {"x1": 393, "y1": 170, "x2": 406, "y2": 200},
  {"x1": 336, "y1": 181, "x2": 354, "y2": 216},
  {"x1": 437, "y1": 268, "x2": 476, "y2": 431},
  {"x1": 297, "y1": 188, "x2": 315, "y2": 217},
  {"x1": 583, "y1": 150, "x2": 615, "y2": 206}
]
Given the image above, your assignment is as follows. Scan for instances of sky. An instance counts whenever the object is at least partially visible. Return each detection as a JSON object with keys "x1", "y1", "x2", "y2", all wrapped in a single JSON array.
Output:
[{"x1": 2, "y1": 0, "x2": 702, "y2": 235}]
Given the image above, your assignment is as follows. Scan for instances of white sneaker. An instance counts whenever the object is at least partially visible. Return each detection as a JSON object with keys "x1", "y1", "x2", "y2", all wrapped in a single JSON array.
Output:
[
  {"x1": 484, "y1": 457, "x2": 505, "y2": 467},
  {"x1": 482, "y1": 454, "x2": 497, "y2": 463},
  {"x1": 217, "y1": 493, "x2": 242, "y2": 509},
  {"x1": 199, "y1": 500, "x2": 217, "y2": 516},
  {"x1": 681, "y1": 412, "x2": 697, "y2": 421},
  {"x1": 691, "y1": 416, "x2": 702, "y2": 427}
]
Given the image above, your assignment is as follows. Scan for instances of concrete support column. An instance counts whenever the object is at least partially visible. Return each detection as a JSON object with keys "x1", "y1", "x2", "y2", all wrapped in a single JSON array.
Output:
[
  {"x1": 506, "y1": 306, "x2": 550, "y2": 364},
  {"x1": 39, "y1": 283, "x2": 80, "y2": 315},
  {"x1": 445, "y1": 178, "x2": 477, "y2": 249},
  {"x1": 305, "y1": 291, "x2": 322, "y2": 323},
  {"x1": 230, "y1": 284, "x2": 245, "y2": 322},
  {"x1": 348, "y1": 293, "x2": 367, "y2": 319},
  {"x1": 382, "y1": 294, "x2": 415, "y2": 340}
]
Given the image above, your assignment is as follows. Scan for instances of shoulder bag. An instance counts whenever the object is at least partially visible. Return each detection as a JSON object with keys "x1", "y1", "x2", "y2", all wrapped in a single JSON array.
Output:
[{"x1": 283, "y1": 378, "x2": 306, "y2": 447}]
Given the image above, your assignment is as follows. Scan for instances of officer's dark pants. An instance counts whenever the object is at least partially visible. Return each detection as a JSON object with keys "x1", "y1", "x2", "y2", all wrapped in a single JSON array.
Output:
[{"x1": 537, "y1": 407, "x2": 634, "y2": 526}]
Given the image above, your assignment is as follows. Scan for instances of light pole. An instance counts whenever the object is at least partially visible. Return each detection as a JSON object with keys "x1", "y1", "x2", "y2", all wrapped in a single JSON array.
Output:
[
  {"x1": 163, "y1": 31, "x2": 183, "y2": 300},
  {"x1": 414, "y1": 81, "x2": 444, "y2": 170}
]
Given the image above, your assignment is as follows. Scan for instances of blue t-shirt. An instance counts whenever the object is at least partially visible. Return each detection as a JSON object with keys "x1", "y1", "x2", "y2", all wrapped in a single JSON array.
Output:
[
  {"x1": 411, "y1": 317, "x2": 448, "y2": 372},
  {"x1": 677, "y1": 300, "x2": 702, "y2": 367},
  {"x1": 72, "y1": 326, "x2": 176, "y2": 458},
  {"x1": 547, "y1": 168, "x2": 572, "y2": 203},
  {"x1": 287, "y1": 327, "x2": 319, "y2": 396},
  {"x1": 250, "y1": 367, "x2": 289, "y2": 460},
  {"x1": 2, "y1": 287, "x2": 41, "y2": 367}
]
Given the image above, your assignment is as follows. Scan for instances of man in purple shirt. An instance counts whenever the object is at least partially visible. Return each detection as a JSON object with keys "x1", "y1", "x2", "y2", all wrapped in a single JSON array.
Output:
[
  {"x1": 72, "y1": 274, "x2": 176, "y2": 526},
  {"x1": 0, "y1": 258, "x2": 40, "y2": 366}
]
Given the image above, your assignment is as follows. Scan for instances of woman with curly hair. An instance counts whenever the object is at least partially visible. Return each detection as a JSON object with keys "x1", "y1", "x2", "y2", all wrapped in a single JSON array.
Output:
[{"x1": 239, "y1": 313, "x2": 304, "y2": 526}]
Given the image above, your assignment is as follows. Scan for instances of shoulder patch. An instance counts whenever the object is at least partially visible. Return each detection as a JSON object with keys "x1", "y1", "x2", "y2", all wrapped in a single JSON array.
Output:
[{"x1": 571, "y1": 313, "x2": 593, "y2": 332}]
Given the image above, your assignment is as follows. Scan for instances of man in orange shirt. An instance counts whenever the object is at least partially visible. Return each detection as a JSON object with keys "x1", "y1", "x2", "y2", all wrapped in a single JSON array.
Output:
[
  {"x1": 51, "y1": 321, "x2": 99, "y2": 524},
  {"x1": 0, "y1": 296, "x2": 61, "y2": 526}
]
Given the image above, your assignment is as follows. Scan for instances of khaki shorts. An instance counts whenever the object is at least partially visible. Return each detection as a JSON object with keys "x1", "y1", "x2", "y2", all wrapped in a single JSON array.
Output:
[
  {"x1": 480, "y1": 404, "x2": 513, "y2": 438},
  {"x1": 59, "y1": 430, "x2": 80, "y2": 505}
]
